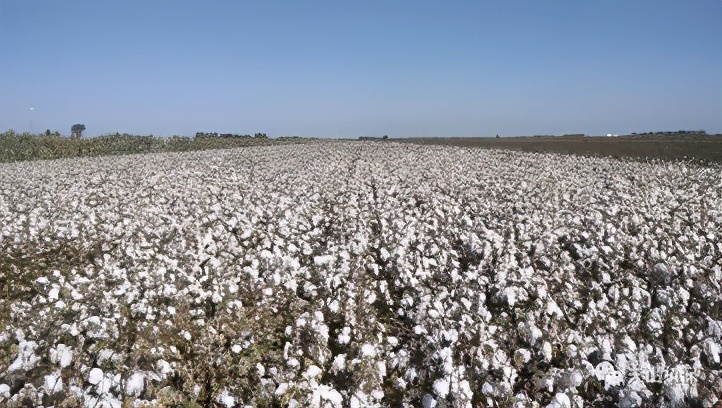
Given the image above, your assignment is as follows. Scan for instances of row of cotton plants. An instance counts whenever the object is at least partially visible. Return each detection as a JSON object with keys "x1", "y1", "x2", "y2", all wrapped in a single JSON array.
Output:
[{"x1": 0, "y1": 142, "x2": 720, "y2": 407}]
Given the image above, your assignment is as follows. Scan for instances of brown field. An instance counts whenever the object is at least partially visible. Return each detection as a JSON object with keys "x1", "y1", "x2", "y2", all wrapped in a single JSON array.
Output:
[{"x1": 397, "y1": 134, "x2": 722, "y2": 162}]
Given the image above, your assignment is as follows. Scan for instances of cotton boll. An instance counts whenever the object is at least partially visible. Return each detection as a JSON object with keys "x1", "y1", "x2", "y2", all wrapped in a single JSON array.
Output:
[
  {"x1": 328, "y1": 300, "x2": 340, "y2": 313},
  {"x1": 595, "y1": 361, "x2": 615, "y2": 381},
  {"x1": 88, "y1": 367, "x2": 104, "y2": 385},
  {"x1": 314, "y1": 385, "x2": 343, "y2": 407},
  {"x1": 44, "y1": 370, "x2": 63, "y2": 393},
  {"x1": 481, "y1": 382, "x2": 495, "y2": 395},
  {"x1": 546, "y1": 393, "x2": 571, "y2": 408},
  {"x1": 542, "y1": 342, "x2": 553, "y2": 362},
  {"x1": 0, "y1": 383, "x2": 10, "y2": 398},
  {"x1": 125, "y1": 373, "x2": 145, "y2": 396},
  {"x1": 338, "y1": 327, "x2": 351, "y2": 345},
  {"x1": 49, "y1": 344, "x2": 74, "y2": 368},
  {"x1": 361, "y1": 344, "x2": 376, "y2": 357},
  {"x1": 604, "y1": 370, "x2": 624, "y2": 389},
  {"x1": 422, "y1": 393, "x2": 438, "y2": 408},
  {"x1": 332, "y1": 354, "x2": 346, "y2": 371},
  {"x1": 303, "y1": 365, "x2": 322, "y2": 379},
  {"x1": 217, "y1": 390, "x2": 236, "y2": 407},
  {"x1": 432, "y1": 378, "x2": 450, "y2": 398},
  {"x1": 276, "y1": 383, "x2": 290, "y2": 396},
  {"x1": 8, "y1": 339, "x2": 40, "y2": 372},
  {"x1": 504, "y1": 287, "x2": 517, "y2": 307}
]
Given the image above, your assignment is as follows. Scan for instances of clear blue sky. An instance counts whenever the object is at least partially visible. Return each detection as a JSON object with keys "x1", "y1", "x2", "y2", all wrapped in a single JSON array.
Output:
[{"x1": 1, "y1": 0, "x2": 721, "y2": 137}]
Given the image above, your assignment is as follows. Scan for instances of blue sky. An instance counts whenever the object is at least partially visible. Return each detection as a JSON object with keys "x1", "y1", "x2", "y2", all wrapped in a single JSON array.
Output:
[{"x1": 1, "y1": 0, "x2": 720, "y2": 137}]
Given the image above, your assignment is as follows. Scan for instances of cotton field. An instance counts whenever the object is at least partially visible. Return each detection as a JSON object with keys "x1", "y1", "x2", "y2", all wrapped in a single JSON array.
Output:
[{"x1": 1, "y1": 141, "x2": 720, "y2": 408}]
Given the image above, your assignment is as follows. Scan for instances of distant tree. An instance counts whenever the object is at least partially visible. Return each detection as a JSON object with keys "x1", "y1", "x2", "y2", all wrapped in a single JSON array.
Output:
[
  {"x1": 254, "y1": 132, "x2": 267, "y2": 138},
  {"x1": 45, "y1": 129, "x2": 51, "y2": 136},
  {"x1": 71, "y1": 124, "x2": 86, "y2": 139},
  {"x1": 383, "y1": 135, "x2": 389, "y2": 140},
  {"x1": 496, "y1": 134, "x2": 500, "y2": 138}
]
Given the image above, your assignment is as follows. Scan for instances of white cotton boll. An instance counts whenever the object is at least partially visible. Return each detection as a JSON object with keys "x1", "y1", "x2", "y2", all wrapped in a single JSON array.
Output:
[
  {"x1": 542, "y1": 342, "x2": 553, "y2": 361},
  {"x1": 504, "y1": 287, "x2": 517, "y2": 307},
  {"x1": 338, "y1": 327, "x2": 351, "y2": 344},
  {"x1": 422, "y1": 393, "x2": 438, "y2": 408},
  {"x1": 125, "y1": 373, "x2": 145, "y2": 395},
  {"x1": 97, "y1": 349, "x2": 114, "y2": 364},
  {"x1": 432, "y1": 378, "x2": 450, "y2": 398},
  {"x1": 401, "y1": 368, "x2": 419, "y2": 385},
  {"x1": 361, "y1": 344, "x2": 376, "y2": 357},
  {"x1": 218, "y1": 390, "x2": 236, "y2": 407},
  {"x1": 328, "y1": 300, "x2": 340, "y2": 313},
  {"x1": 0, "y1": 383, "x2": 9, "y2": 398},
  {"x1": 314, "y1": 255, "x2": 334, "y2": 265},
  {"x1": 88, "y1": 367, "x2": 104, "y2": 385},
  {"x1": 276, "y1": 383, "x2": 290, "y2": 395},
  {"x1": 48, "y1": 287, "x2": 60, "y2": 301},
  {"x1": 257, "y1": 363, "x2": 266, "y2": 377},
  {"x1": 8, "y1": 340, "x2": 40, "y2": 372},
  {"x1": 157, "y1": 359, "x2": 172, "y2": 375},
  {"x1": 303, "y1": 365, "x2": 322, "y2": 379},
  {"x1": 50, "y1": 344, "x2": 74, "y2": 368},
  {"x1": 232, "y1": 344, "x2": 242, "y2": 354},
  {"x1": 546, "y1": 393, "x2": 571, "y2": 408},
  {"x1": 315, "y1": 385, "x2": 343, "y2": 407},
  {"x1": 380, "y1": 248, "x2": 390, "y2": 261},
  {"x1": 604, "y1": 370, "x2": 624, "y2": 389},
  {"x1": 182, "y1": 330, "x2": 192, "y2": 341},
  {"x1": 481, "y1": 382, "x2": 494, "y2": 395},
  {"x1": 332, "y1": 354, "x2": 346, "y2": 371},
  {"x1": 377, "y1": 361, "x2": 387, "y2": 377},
  {"x1": 44, "y1": 371, "x2": 63, "y2": 393},
  {"x1": 595, "y1": 361, "x2": 615, "y2": 381}
]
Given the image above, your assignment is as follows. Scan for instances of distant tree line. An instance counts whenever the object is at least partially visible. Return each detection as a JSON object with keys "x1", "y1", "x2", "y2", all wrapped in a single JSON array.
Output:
[
  {"x1": 195, "y1": 132, "x2": 267, "y2": 139},
  {"x1": 630, "y1": 130, "x2": 707, "y2": 136},
  {"x1": 0, "y1": 130, "x2": 294, "y2": 163},
  {"x1": 358, "y1": 135, "x2": 389, "y2": 141}
]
